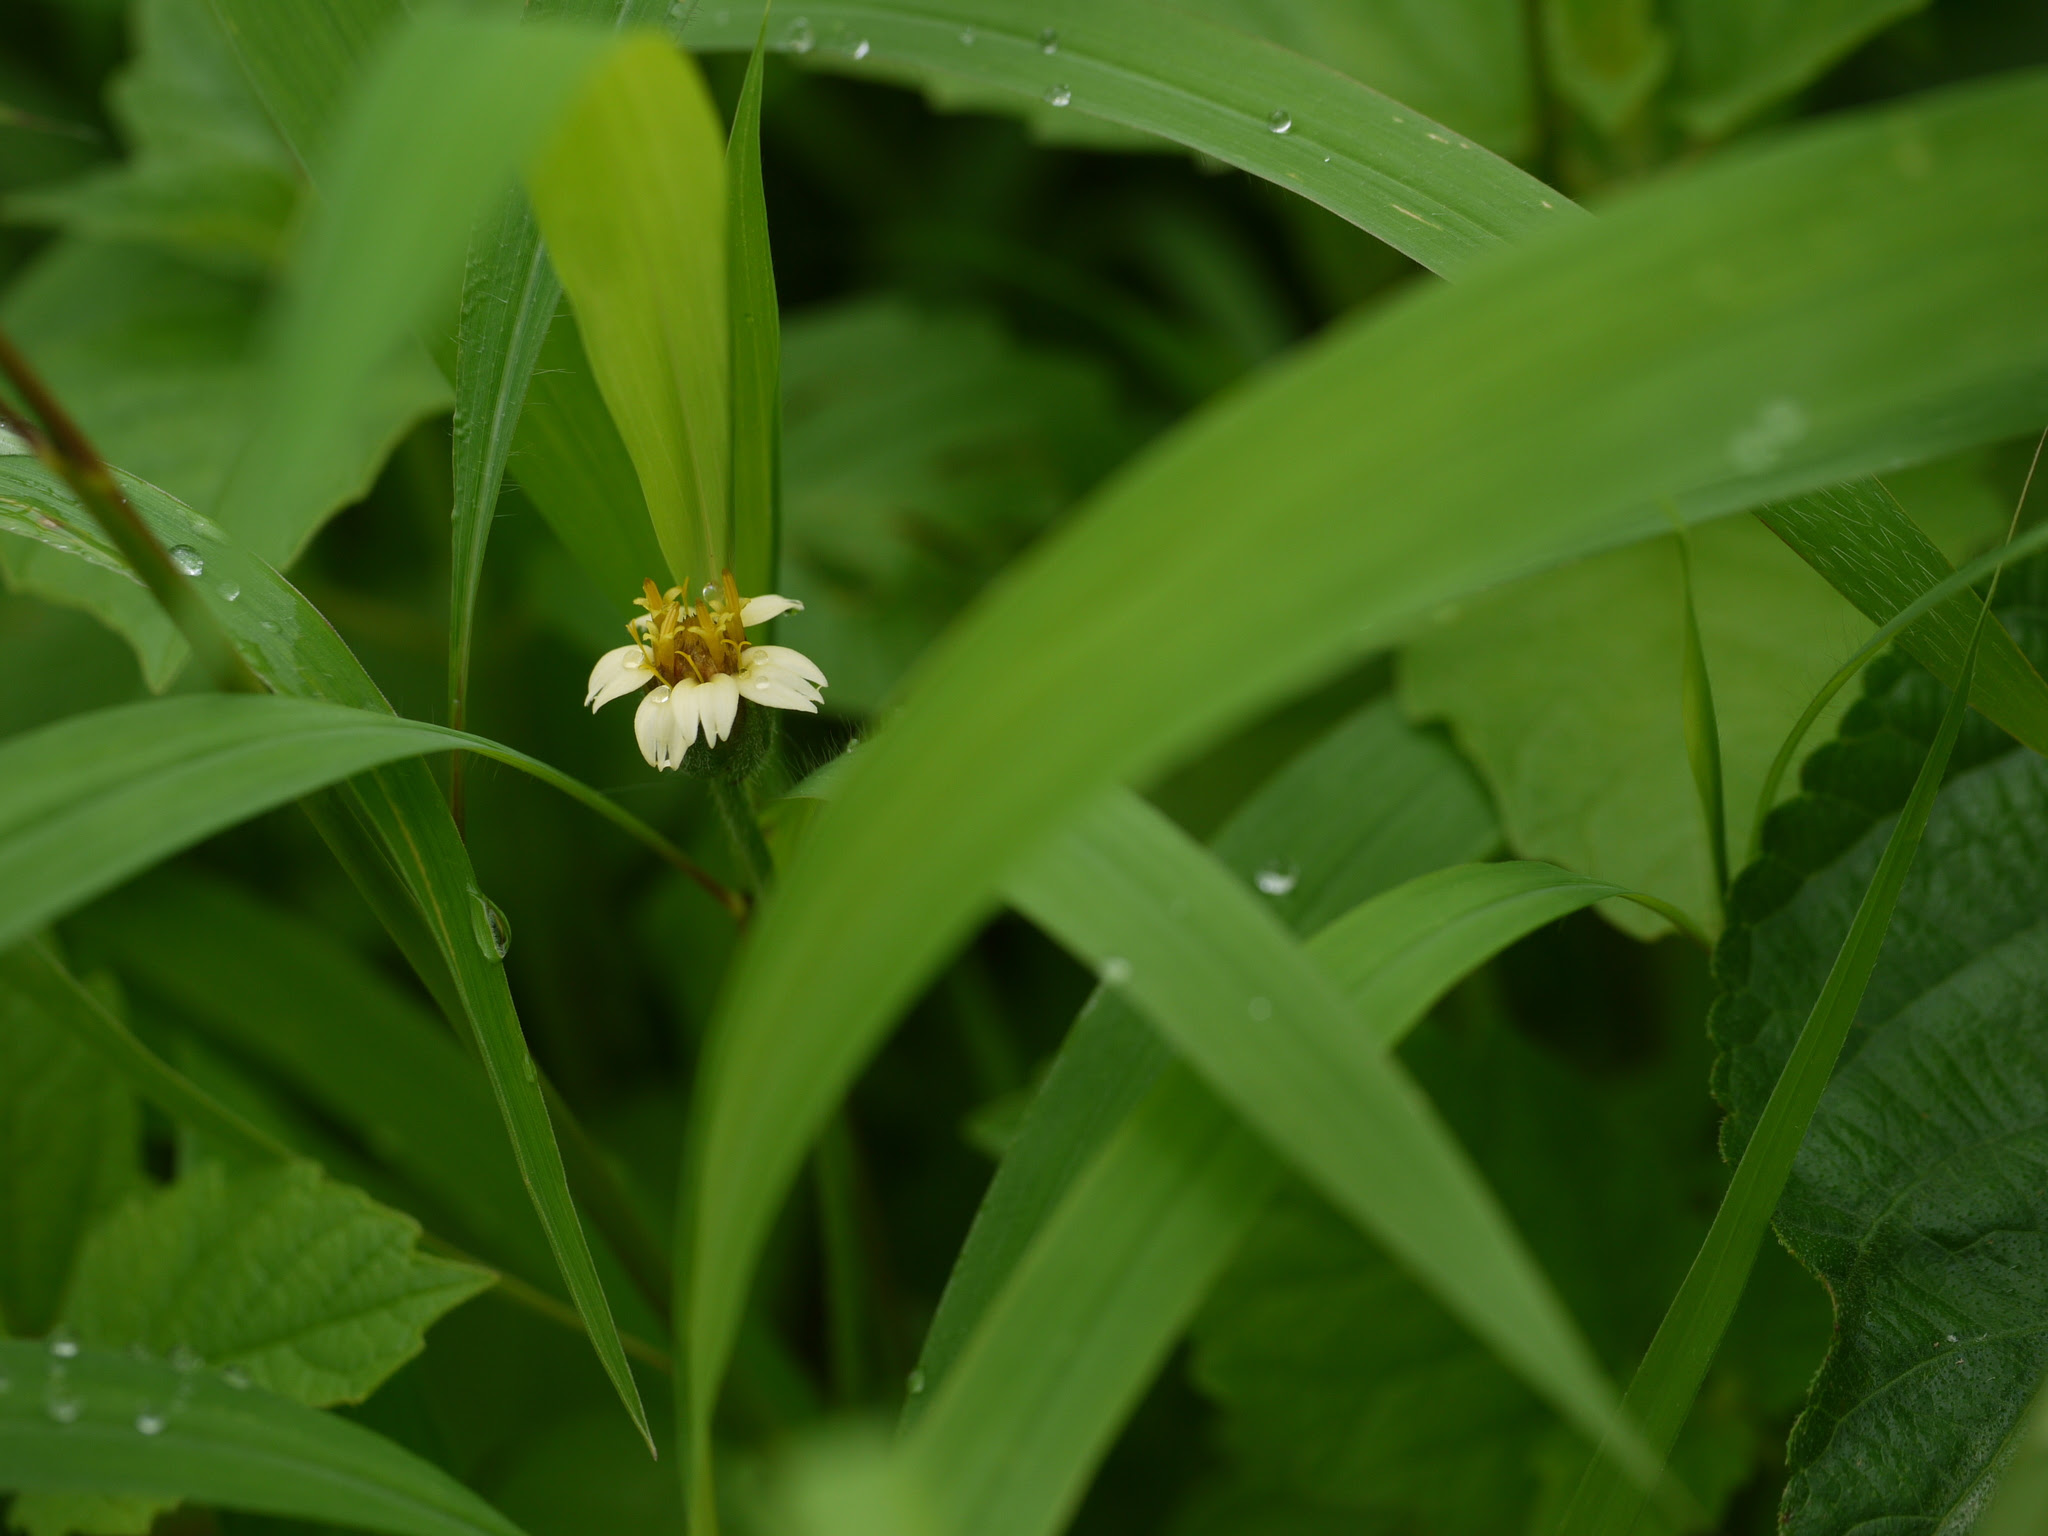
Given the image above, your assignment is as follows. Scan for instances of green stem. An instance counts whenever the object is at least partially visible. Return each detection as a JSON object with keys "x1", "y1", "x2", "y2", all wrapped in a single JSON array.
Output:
[
  {"x1": 814, "y1": 1113, "x2": 871, "y2": 1404},
  {"x1": 0, "y1": 326, "x2": 260, "y2": 694},
  {"x1": 710, "y1": 776, "x2": 776, "y2": 895}
]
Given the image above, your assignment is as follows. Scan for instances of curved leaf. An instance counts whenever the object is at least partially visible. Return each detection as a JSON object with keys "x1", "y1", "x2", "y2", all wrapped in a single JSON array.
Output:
[{"x1": 678, "y1": 0, "x2": 1578, "y2": 279}]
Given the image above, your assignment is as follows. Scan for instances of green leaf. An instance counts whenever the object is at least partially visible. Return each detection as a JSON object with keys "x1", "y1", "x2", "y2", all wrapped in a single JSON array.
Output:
[
  {"x1": 447, "y1": 0, "x2": 672, "y2": 741},
  {"x1": 204, "y1": 0, "x2": 408, "y2": 173},
  {"x1": 0, "y1": 1339, "x2": 530, "y2": 1536},
  {"x1": 680, "y1": 0, "x2": 1576, "y2": 280},
  {"x1": 527, "y1": 33, "x2": 731, "y2": 594},
  {"x1": 910, "y1": 697, "x2": 1499, "y2": 1404},
  {"x1": 0, "y1": 456, "x2": 656, "y2": 1450},
  {"x1": 1403, "y1": 477, "x2": 2011, "y2": 938},
  {"x1": 1672, "y1": 0, "x2": 1930, "y2": 139},
  {"x1": 1983, "y1": 1378, "x2": 2048, "y2": 1536},
  {"x1": 60, "y1": 1160, "x2": 490, "y2": 1406},
  {"x1": 0, "y1": 964, "x2": 137, "y2": 1338},
  {"x1": 1166, "y1": 0, "x2": 1536, "y2": 158},
  {"x1": 1675, "y1": 530, "x2": 1731, "y2": 910},
  {"x1": 10, "y1": 0, "x2": 301, "y2": 274},
  {"x1": 779, "y1": 298, "x2": 1141, "y2": 712},
  {"x1": 908, "y1": 853, "x2": 1690, "y2": 1536},
  {"x1": 1542, "y1": 0, "x2": 1672, "y2": 132},
  {"x1": 508, "y1": 311, "x2": 667, "y2": 605},
  {"x1": 1699, "y1": 564, "x2": 2048, "y2": 1531},
  {"x1": 682, "y1": 71, "x2": 2048, "y2": 1476},
  {"x1": 1756, "y1": 476, "x2": 2048, "y2": 756},
  {"x1": 212, "y1": 12, "x2": 614, "y2": 567},
  {"x1": 1, "y1": 0, "x2": 448, "y2": 592},
  {"x1": 73, "y1": 869, "x2": 555, "y2": 1283},
  {"x1": 726, "y1": 16, "x2": 781, "y2": 600}
]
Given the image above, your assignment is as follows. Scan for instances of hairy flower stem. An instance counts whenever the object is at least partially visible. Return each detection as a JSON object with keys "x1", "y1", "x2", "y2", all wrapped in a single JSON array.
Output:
[{"x1": 710, "y1": 777, "x2": 776, "y2": 895}]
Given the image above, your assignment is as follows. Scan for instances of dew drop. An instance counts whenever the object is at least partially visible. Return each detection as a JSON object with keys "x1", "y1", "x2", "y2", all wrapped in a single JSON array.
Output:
[
  {"x1": 136, "y1": 1411, "x2": 166, "y2": 1436},
  {"x1": 167, "y1": 545, "x2": 205, "y2": 577},
  {"x1": 469, "y1": 889, "x2": 512, "y2": 961},
  {"x1": 1100, "y1": 956, "x2": 1132, "y2": 986},
  {"x1": 1247, "y1": 996, "x2": 1273, "y2": 1021},
  {"x1": 217, "y1": 580, "x2": 240, "y2": 603},
  {"x1": 220, "y1": 1365, "x2": 250, "y2": 1390},
  {"x1": 1044, "y1": 83, "x2": 1072, "y2": 107},
  {"x1": 521, "y1": 1052, "x2": 539, "y2": 1084},
  {"x1": 1039, "y1": 27, "x2": 1059, "y2": 53},
  {"x1": 906, "y1": 1368, "x2": 926, "y2": 1395},
  {"x1": 783, "y1": 17, "x2": 814, "y2": 53},
  {"x1": 849, "y1": 37, "x2": 870, "y2": 59},
  {"x1": 169, "y1": 1345, "x2": 202, "y2": 1374},
  {"x1": 701, "y1": 582, "x2": 721, "y2": 604},
  {"x1": 48, "y1": 1331, "x2": 79, "y2": 1360},
  {"x1": 959, "y1": 26, "x2": 975, "y2": 44},
  {"x1": 46, "y1": 1394, "x2": 80, "y2": 1425},
  {"x1": 259, "y1": 619, "x2": 278, "y2": 633},
  {"x1": 1266, "y1": 108, "x2": 1292, "y2": 134},
  {"x1": 1254, "y1": 866, "x2": 1298, "y2": 897}
]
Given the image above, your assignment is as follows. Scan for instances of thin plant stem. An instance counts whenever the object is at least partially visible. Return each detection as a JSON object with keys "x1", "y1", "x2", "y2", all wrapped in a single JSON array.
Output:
[
  {"x1": 0, "y1": 325, "x2": 261, "y2": 693},
  {"x1": 710, "y1": 775, "x2": 776, "y2": 895}
]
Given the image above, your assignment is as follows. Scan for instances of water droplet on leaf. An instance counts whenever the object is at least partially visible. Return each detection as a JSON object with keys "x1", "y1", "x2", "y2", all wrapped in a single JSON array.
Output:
[
  {"x1": 1267, "y1": 109, "x2": 1292, "y2": 134},
  {"x1": 46, "y1": 1394, "x2": 80, "y2": 1425},
  {"x1": 906, "y1": 1369, "x2": 926, "y2": 1394},
  {"x1": 220, "y1": 1365, "x2": 250, "y2": 1389},
  {"x1": 47, "y1": 1332, "x2": 78, "y2": 1360},
  {"x1": 1101, "y1": 956, "x2": 1132, "y2": 986},
  {"x1": 469, "y1": 889, "x2": 512, "y2": 961},
  {"x1": 1044, "y1": 83, "x2": 1071, "y2": 106},
  {"x1": 217, "y1": 581, "x2": 239, "y2": 603},
  {"x1": 1039, "y1": 28, "x2": 1059, "y2": 53},
  {"x1": 783, "y1": 17, "x2": 814, "y2": 52},
  {"x1": 1254, "y1": 866, "x2": 1298, "y2": 896},
  {"x1": 136, "y1": 1412, "x2": 166, "y2": 1436},
  {"x1": 169, "y1": 1345, "x2": 202, "y2": 1373},
  {"x1": 167, "y1": 545, "x2": 204, "y2": 576},
  {"x1": 521, "y1": 1052, "x2": 539, "y2": 1083},
  {"x1": 959, "y1": 26, "x2": 975, "y2": 44},
  {"x1": 850, "y1": 37, "x2": 869, "y2": 59}
]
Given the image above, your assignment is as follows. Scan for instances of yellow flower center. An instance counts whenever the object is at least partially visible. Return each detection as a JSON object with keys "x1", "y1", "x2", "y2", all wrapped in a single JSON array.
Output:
[{"x1": 630, "y1": 571, "x2": 753, "y2": 687}]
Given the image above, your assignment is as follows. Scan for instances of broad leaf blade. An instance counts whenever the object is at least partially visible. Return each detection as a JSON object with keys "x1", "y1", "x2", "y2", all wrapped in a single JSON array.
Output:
[
  {"x1": 204, "y1": 0, "x2": 407, "y2": 173},
  {"x1": 62, "y1": 1161, "x2": 491, "y2": 1406},
  {"x1": 528, "y1": 34, "x2": 731, "y2": 593},
  {"x1": 681, "y1": 71, "x2": 2048, "y2": 1472},
  {"x1": 0, "y1": 1340, "x2": 529, "y2": 1536}
]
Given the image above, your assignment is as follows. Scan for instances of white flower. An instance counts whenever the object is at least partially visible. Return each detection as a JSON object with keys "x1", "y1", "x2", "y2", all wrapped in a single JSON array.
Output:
[{"x1": 589, "y1": 577, "x2": 827, "y2": 771}]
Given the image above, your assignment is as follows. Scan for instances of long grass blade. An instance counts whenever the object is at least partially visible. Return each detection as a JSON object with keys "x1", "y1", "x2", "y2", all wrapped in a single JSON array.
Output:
[
  {"x1": 907, "y1": 856, "x2": 1690, "y2": 1536},
  {"x1": 0, "y1": 1341, "x2": 530, "y2": 1536},
  {"x1": 1673, "y1": 531, "x2": 1730, "y2": 913},
  {"x1": 1558, "y1": 608, "x2": 1991, "y2": 1536},
  {"x1": 678, "y1": 73, "x2": 2048, "y2": 1499},
  {"x1": 910, "y1": 697, "x2": 1497, "y2": 1409},
  {"x1": 725, "y1": 13, "x2": 781, "y2": 598},
  {"x1": 677, "y1": 0, "x2": 1580, "y2": 279}
]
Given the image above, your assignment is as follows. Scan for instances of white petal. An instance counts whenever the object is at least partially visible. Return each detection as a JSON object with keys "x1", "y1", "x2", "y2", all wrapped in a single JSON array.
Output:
[
  {"x1": 634, "y1": 686, "x2": 674, "y2": 768},
  {"x1": 747, "y1": 668, "x2": 822, "y2": 707},
  {"x1": 665, "y1": 678, "x2": 703, "y2": 762},
  {"x1": 699, "y1": 672, "x2": 740, "y2": 746},
  {"x1": 743, "y1": 674, "x2": 820, "y2": 713},
  {"x1": 739, "y1": 594, "x2": 805, "y2": 627},
  {"x1": 743, "y1": 644, "x2": 826, "y2": 688},
  {"x1": 585, "y1": 645, "x2": 650, "y2": 711}
]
